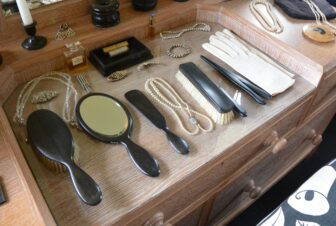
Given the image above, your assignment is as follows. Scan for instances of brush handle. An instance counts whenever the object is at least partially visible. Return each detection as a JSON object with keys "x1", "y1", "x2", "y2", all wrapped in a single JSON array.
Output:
[
  {"x1": 121, "y1": 138, "x2": 160, "y2": 177},
  {"x1": 66, "y1": 162, "x2": 102, "y2": 206},
  {"x1": 162, "y1": 127, "x2": 189, "y2": 155},
  {"x1": 125, "y1": 90, "x2": 189, "y2": 155}
]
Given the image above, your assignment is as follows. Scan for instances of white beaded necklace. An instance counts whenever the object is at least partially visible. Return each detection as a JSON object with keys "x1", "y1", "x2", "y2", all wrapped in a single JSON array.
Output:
[
  {"x1": 14, "y1": 71, "x2": 78, "y2": 126},
  {"x1": 249, "y1": 0, "x2": 283, "y2": 33},
  {"x1": 160, "y1": 23, "x2": 211, "y2": 40},
  {"x1": 145, "y1": 77, "x2": 214, "y2": 136}
]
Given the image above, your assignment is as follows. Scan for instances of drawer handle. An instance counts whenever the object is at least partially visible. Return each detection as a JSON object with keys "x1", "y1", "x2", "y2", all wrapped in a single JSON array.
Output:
[
  {"x1": 264, "y1": 131, "x2": 279, "y2": 147},
  {"x1": 308, "y1": 129, "x2": 323, "y2": 146},
  {"x1": 244, "y1": 180, "x2": 262, "y2": 199},
  {"x1": 271, "y1": 138, "x2": 287, "y2": 154},
  {"x1": 144, "y1": 212, "x2": 171, "y2": 226}
]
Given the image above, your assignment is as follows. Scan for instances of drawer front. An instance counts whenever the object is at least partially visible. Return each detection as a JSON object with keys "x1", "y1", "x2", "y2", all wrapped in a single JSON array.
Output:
[
  {"x1": 311, "y1": 71, "x2": 336, "y2": 111},
  {"x1": 130, "y1": 97, "x2": 311, "y2": 226},
  {"x1": 173, "y1": 206, "x2": 203, "y2": 226},
  {"x1": 303, "y1": 96, "x2": 336, "y2": 148},
  {"x1": 208, "y1": 123, "x2": 312, "y2": 225},
  {"x1": 209, "y1": 97, "x2": 336, "y2": 225}
]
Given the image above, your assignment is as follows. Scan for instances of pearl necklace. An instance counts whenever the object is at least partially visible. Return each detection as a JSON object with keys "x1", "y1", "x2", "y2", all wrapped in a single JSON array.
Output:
[
  {"x1": 303, "y1": 0, "x2": 336, "y2": 34},
  {"x1": 145, "y1": 77, "x2": 214, "y2": 136},
  {"x1": 249, "y1": 0, "x2": 283, "y2": 33},
  {"x1": 160, "y1": 23, "x2": 211, "y2": 40},
  {"x1": 14, "y1": 71, "x2": 78, "y2": 126}
]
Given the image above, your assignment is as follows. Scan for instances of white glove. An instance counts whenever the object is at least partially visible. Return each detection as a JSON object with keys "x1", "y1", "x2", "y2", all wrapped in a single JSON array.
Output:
[{"x1": 202, "y1": 29, "x2": 295, "y2": 96}]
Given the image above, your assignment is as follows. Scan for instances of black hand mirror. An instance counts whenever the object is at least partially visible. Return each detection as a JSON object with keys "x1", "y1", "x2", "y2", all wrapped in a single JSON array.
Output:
[
  {"x1": 27, "y1": 109, "x2": 102, "y2": 206},
  {"x1": 76, "y1": 93, "x2": 160, "y2": 177}
]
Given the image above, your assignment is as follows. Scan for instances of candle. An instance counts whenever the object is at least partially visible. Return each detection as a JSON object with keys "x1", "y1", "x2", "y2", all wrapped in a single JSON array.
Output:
[{"x1": 16, "y1": 0, "x2": 33, "y2": 26}]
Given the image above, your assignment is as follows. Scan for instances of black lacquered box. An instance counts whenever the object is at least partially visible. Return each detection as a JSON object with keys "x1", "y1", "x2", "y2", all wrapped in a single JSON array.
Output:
[{"x1": 89, "y1": 37, "x2": 153, "y2": 76}]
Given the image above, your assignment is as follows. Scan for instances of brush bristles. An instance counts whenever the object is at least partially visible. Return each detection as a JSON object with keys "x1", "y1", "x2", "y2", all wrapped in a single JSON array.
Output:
[
  {"x1": 36, "y1": 147, "x2": 80, "y2": 173},
  {"x1": 176, "y1": 71, "x2": 234, "y2": 125}
]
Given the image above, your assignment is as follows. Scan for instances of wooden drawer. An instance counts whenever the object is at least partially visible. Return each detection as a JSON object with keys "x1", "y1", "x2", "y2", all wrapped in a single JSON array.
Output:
[
  {"x1": 302, "y1": 95, "x2": 336, "y2": 150},
  {"x1": 129, "y1": 97, "x2": 311, "y2": 226},
  {"x1": 173, "y1": 206, "x2": 203, "y2": 226},
  {"x1": 311, "y1": 71, "x2": 336, "y2": 111},
  {"x1": 208, "y1": 123, "x2": 312, "y2": 225},
  {"x1": 208, "y1": 97, "x2": 336, "y2": 226}
]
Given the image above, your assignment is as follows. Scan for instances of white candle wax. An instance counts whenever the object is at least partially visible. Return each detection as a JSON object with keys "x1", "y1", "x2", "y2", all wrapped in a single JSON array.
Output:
[{"x1": 16, "y1": 0, "x2": 33, "y2": 26}]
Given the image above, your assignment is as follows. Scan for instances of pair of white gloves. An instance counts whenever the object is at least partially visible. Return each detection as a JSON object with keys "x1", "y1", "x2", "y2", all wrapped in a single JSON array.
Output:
[{"x1": 202, "y1": 29, "x2": 295, "y2": 96}]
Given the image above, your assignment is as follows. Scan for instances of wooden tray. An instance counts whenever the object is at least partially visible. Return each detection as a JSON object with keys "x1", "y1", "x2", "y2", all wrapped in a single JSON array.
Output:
[{"x1": 3, "y1": 22, "x2": 315, "y2": 225}]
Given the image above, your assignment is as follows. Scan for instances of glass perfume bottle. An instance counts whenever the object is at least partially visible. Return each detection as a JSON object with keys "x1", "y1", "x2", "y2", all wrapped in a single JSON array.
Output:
[
  {"x1": 64, "y1": 41, "x2": 87, "y2": 71},
  {"x1": 149, "y1": 12, "x2": 156, "y2": 39}
]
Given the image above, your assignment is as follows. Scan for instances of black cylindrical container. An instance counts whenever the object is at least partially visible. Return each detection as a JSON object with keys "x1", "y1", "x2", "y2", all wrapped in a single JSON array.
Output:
[
  {"x1": 91, "y1": 0, "x2": 120, "y2": 28},
  {"x1": 132, "y1": 0, "x2": 157, "y2": 11}
]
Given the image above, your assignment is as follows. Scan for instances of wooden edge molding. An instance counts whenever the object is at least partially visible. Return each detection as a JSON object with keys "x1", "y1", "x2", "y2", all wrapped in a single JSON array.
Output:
[
  {"x1": 0, "y1": 108, "x2": 56, "y2": 225},
  {"x1": 212, "y1": 142, "x2": 317, "y2": 226}
]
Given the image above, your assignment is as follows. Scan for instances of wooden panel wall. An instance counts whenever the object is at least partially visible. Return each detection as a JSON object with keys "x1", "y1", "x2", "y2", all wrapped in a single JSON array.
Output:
[{"x1": 0, "y1": 0, "x2": 131, "y2": 42}]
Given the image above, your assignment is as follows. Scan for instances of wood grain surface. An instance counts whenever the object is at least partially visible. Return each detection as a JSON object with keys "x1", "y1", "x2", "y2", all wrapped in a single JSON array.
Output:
[
  {"x1": 3, "y1": 22, "x2": 314, "y2": 225},
  {"x1": 1, "y1": 1, "x2": 335, "y2": 225}
]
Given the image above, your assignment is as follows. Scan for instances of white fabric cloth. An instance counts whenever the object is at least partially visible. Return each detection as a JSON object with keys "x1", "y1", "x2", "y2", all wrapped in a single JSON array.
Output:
[{"x1": 258, "y1": 159, "x2": 336, "y2": 226}]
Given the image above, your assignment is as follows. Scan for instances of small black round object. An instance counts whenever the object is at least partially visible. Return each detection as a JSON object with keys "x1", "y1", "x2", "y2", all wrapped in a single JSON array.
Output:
[
  {"x1": 91, "y1": 0, "x2": 120, "y2": 28},
  {"x1": 92, "y1": 0, "x2": 119, "y2": 12},
  {"x1": 22, "y1": 36, "x2": 47, "y2": 51},
  {"x1": 132, "y1": 0, "x2": 157, "y2": 11}
]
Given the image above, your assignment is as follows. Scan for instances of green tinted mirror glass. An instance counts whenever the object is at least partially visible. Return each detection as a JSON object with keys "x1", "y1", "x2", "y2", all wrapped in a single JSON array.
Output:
[{"x1": 79, "y1": 95, "x2": 129, "y2": 137}]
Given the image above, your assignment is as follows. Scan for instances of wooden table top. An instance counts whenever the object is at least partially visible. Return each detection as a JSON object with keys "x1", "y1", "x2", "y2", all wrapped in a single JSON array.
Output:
[
  {"x1": 2, "y1": 0, "x2": 334, "y2": 225},
  {"x1": 3, "y1": 22, "x2": 314, "y2": 225}
]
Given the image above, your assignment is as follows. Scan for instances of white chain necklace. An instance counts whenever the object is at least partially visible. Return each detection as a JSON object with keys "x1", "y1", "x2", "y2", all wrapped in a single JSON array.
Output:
[
  {"x1": 249, "y1": 0, "x2": 283, "y2": 33},
  {"x1": 160, "y1": 23, "x2": 211, "y2": 40},
  {"x1": 14, "y1": 71, "x2": 78, "y2": 126},
  {"x1": 303, "y1": 0, "x2": 336, "y2": 33},
  {"x1": 145, "y1": 77, "x2": 214, "y2": 136}
]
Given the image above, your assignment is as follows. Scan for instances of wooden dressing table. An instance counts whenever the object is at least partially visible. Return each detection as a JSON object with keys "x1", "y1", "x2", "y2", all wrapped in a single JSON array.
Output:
[{"x1": 0, "y1": 0, "x2": 335, "y2": 225}]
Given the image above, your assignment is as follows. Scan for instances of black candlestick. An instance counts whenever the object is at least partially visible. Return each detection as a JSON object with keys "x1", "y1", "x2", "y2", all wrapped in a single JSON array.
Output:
[
  {"x1": 0, "y1": 53, "x2": 3, "y2": 66},
  {"x1": 22, "y1": 22, "x2": 47, "y2": 50}
]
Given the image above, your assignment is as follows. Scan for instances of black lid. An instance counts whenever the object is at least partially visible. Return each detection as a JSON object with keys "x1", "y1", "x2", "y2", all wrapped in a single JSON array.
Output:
[{"x1": 92, "y1": 0, "x2": 119, "y2": 12}]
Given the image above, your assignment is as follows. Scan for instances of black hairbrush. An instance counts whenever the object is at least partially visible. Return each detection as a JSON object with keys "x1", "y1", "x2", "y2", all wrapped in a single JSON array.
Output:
[{"x1": 26, "y1": 109, "x2": 102, "y2": 206}]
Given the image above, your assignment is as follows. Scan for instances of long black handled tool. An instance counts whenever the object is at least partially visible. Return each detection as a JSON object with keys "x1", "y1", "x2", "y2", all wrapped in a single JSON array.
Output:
[
  {"x1": 201, "y1": 55, "x2": 272, "y2": 105},
  {"x1": 125, "y1": 90, "x2": 189, "y2": 155}
]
